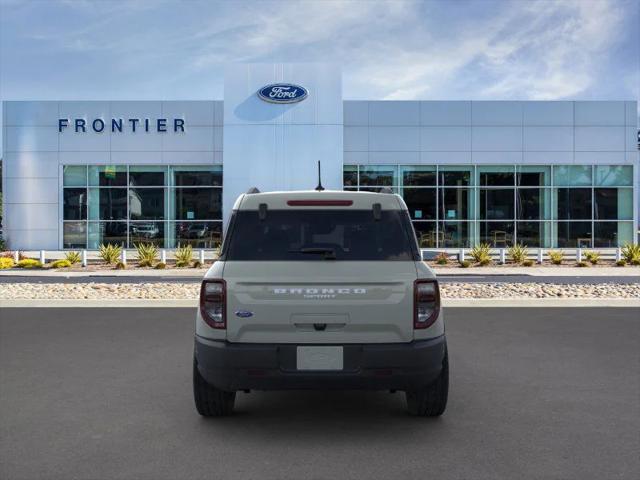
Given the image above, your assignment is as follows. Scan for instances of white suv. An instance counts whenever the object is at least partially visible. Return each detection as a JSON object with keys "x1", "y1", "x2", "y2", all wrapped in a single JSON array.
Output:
[{"x1": 193, "y1": 189, "x2": 448, "y2": 416}]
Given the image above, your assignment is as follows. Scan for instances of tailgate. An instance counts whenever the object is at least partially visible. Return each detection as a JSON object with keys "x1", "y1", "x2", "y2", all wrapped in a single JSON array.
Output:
[{"x1": 223, "y1": 261, "x2": 417, "y2": 343}]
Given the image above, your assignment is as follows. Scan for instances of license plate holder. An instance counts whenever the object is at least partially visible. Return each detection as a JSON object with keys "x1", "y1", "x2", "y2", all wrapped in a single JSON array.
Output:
[{"x1": 296, "y1": 346, "x2": 344, "y2": 371}]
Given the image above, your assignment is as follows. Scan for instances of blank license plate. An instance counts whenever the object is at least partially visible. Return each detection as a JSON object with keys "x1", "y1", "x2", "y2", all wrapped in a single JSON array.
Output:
[{"x1": 296, "y1": 346, "x2": 343, "y2": 371}]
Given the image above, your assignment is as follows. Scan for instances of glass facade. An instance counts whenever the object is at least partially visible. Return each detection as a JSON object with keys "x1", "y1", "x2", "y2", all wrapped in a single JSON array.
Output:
[
  {"x1": 63, "y1": 165, "x2": 222, "y2": 249},
  {"x1": 343, "y1": 164, "x2": 634, "y2": 248}
]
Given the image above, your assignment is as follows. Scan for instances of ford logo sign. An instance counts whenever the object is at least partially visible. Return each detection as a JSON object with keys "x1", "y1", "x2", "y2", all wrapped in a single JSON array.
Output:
[
  {"x1": 258, "y1": 83, "x2": 308, "y2": 104},
  {"x1": 235, "y1": 310, "x2": 254, "y2": 318}
]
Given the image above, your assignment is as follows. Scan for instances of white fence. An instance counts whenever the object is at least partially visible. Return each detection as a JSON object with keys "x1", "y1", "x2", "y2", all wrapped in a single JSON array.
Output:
[
  {"x1": 7, "y1": 249, "x2": 218, "y2": 266},
  {"x1": 421, "y1": 248, "x2": 624, "y2": 263}
]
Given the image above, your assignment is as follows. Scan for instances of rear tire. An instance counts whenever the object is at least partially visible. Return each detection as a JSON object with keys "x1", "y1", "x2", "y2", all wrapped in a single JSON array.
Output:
[
  {"x1": 405, "y1": 347, "x2": 449, "y2": 417},
  {"x1": 193, "y1": 358, "x2": 236, "y2": 417}
]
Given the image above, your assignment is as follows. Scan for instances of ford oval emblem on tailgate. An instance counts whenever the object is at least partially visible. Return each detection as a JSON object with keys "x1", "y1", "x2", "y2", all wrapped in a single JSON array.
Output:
[{"x1": 235, "y1": 310, "x2": 254, "y2": 318}]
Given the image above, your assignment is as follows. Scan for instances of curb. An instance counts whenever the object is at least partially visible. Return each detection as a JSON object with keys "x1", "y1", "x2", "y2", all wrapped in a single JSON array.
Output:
[{"x1": 2, "y1": 298, "x2": 640, "y2": 308}]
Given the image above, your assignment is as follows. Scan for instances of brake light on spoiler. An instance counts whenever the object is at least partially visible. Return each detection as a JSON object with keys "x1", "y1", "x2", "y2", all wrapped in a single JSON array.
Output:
[{"x1": 286, "y1": 200, "x2": 353, "y2": 207}]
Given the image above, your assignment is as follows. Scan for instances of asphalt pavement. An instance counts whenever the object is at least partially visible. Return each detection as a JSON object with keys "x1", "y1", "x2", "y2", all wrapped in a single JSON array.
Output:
[{"x1": 1, "y1": 307, "x2": 638, "y2": 480}]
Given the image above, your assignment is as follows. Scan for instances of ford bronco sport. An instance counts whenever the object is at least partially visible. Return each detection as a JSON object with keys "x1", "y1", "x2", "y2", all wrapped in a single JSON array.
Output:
[{"x1": 193, "y1": 189, "x2": 448, "y2": 416}]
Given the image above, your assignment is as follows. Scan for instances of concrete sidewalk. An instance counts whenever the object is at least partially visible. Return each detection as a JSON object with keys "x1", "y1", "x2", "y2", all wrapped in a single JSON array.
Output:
[{"x1": 1, "y1": 265, "x2": 639, "y2": 277}]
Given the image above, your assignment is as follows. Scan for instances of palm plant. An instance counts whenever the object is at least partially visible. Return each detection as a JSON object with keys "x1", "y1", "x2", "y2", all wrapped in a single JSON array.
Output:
[
  {"x1": 135, "y1": 243, "x2": 158, "y2": 267},
  {"x1": 470, "y1": 243, "x2": 491, "y2": 265},
  {"x1": 99, "y1": 243, "x2": 122, "y2": 264},
  {"x1": 508, "y1": 243, "x2": 528, "y2": 264},
  {"x1": 65, "y1": 251, "x2": 81, "y2": 265},
  {"x1": 175, "y1": 244, "x2": 193, "y2": 267}
]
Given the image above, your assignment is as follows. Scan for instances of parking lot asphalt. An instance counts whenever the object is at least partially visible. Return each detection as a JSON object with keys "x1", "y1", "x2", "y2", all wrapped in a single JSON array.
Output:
[{"x1": 1, "y1": 307, "x2": 638, "y2": 480}]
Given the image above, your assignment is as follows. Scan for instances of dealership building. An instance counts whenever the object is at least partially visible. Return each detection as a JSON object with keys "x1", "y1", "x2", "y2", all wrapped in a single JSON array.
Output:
[{"x1": 1, "y1": 63, "x2": 638, "y2": 250}]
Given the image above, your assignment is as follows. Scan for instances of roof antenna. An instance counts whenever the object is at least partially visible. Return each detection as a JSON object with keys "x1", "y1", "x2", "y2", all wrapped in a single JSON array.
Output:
[{"x1": 315, "y1": 160, "x2": 325, "y2": 191}]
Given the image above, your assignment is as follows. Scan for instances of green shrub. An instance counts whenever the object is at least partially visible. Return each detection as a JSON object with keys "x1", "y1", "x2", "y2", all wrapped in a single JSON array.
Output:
[
  {"x1": 135, "y1": 243, "x2": 158, "y2": 267},
  {"x1": 584, "y1": 251, "x2": 600, "y2": 265},
  {"x1": 470, "y1": 243, "x2": 491, "y2": 264},
  {"x1": 193, "y1": 260, "x2": 203, "y2": 268},
  {"x1": 548, "y1": 250, "x2": 564, "y2": 265},
  {"x1": 459, "y1": 260, "x2": 471, "y2": 268},
  {"x1": 175, "y1": 244, "x2": 193, "y2": 267},
  {"x1": 65, "y1": 251, "x2": 81, "y2": 265},
  {"x1": 479, "y1": 258, "x2": 492, "y2": 266},
  {"x1": 154, "y1": 262, "x2": 167, "y2": 269},
  {"x1": 50, "y1": 259, "x2": 71, "y2": 269},
  {"x1": 576, "y1": 260, "x2": 589, "y2": 268},
  {"x1": 508, "y1": 243, "x2": 528, "y2": 264},
  {"x1": 522, "y1": 259, "x2": 534, "y2": 267},
  {"x1": 0, "y1": 257, "x2": 15, "y2": 269},
  {"x1": 115, "y1": 261, "x2": 126, "y2": 270},
  {"x1": 434, "y1": 252, "x2": 448, "y2": 265},
  {"x1": 615, "y1": 259, "x2": 626, "y2": 267},
  {"x1": 17, "y1": 258, "x2": 43, "y2": 269},
  {"x1": 621, "y1": 243, "x2": 640, "y2": 265},
  {"x1": 99, "y1": 243, "x2": 122, "y2": 264}
]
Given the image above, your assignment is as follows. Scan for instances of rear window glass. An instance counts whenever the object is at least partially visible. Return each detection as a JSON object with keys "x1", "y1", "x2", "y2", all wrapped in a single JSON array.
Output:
[{"x1": 224, "y1": 210, "x2": 417, "y2": 261}]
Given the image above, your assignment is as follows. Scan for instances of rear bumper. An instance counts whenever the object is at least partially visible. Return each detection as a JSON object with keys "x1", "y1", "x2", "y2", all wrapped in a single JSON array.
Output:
[{"x1": 194, "y1": 335, "x2": 446, "y2": 392}]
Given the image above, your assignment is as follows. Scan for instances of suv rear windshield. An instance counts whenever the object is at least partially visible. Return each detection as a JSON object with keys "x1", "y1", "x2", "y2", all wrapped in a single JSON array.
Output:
[{"x1": 224, "y1": 210, "x2": 418, "y2": 261}]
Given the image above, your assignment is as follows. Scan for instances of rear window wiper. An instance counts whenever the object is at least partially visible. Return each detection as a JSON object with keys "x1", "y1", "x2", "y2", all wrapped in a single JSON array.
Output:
[{"x1": 288, "y1": 247, "x2": 337, "y2": 259}]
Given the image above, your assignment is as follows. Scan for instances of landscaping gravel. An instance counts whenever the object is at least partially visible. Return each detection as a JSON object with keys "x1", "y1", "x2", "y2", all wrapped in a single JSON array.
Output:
[{"x1": 1, "y1": 282, "x2": 639, "y2": 300}]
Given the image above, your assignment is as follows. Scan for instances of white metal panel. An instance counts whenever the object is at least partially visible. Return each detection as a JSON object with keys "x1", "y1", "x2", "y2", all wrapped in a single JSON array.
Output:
[
  {"x1": 523, "y1": 126, "x2": 573, "y2": 151},
  {"x1": 369, "y1": 151, "x2": 419, "y2": 164},
  {"x1": 5, "y1": 126, "x2": 58, "y2": 151},
  {"x1": 420, "y1": 126, "x2": 471, "y2": 151},
  {"x1": 213, "y1": 101, "x2": 224, "y2": 125},
  {"x1": 574, "y1": 101, "x2": 625, "y2": 126},
  {"x1": 161, "y1": 151, "x2": 214, "y2": 164},
  {"x1": 625, "y1": 127, "x2": 637, "y2": 151},
  {"x1": 420, "y1": 101, "x2": 471, "y2": 125},
  {"x1": 575, "y1": 127, "x2": 625, "y2": 151},
  {"x1": 110, "y1": 101, "x2": 162, "y2": 119},
  {"x1": 344, "y1": 126, "x2": 368, "y2": 151},
  {"x1": 59, "y1": 151, "x2": 109, "y2": 164},
  {"x1": 420, "y1": 151, "x2": 472, "y2": 164},
  {"x1": 162, "y1": 126, "x2": 214, "y2": 151},
  {"x1": 368, "y1": 126, "x2": 419, "y2": 151},
  {"x1": 472, "y1": 126, "x2": 522, "y2": 151},
  {"x1": 523, "y1": 102, "x2": 573, "y2": 125},
  {"x1": 624, "y1": 101, "x2": 637, "y2": 125},
  {"x1": 3, "y1": 203, "x2": 58, "y2": 231},
  {"x1": 473, "y1": 151, "x2": 522, "y2": 164},
  {"x1": 110, "y1": 130, "x2": 163, "y2": 152},
  {"x1": 213, "y1": 126, "x2": 223, "y2": 151},
  {"x1": 523, "y1": 152, "x2": 573, "y2": 164},
  {"x1": 369, "y1": 101, "x2": 419, "y2": 126},
  {"x1": 58, "y1": 101, "x2": 110, "y2": 122},
  {"x1": 4, "y1": 177, "x2": 59, "y2": 204},
  {"x1": 343, "y1": 101, "x2": 368, "y2": 126},
  {"x1": 112, "y1": 151, "x2": 161, "y2": 164},
  {"x1": 472, "y1": 101, "x2": 522, "y2": 125},
  {"x1": 59, "y1": 129, "x2": 110, "y2": 151},
  {"x1": 3, "y1": 152, "x2": 58, "y2": 178},
  {"x1": 161, "y1": 101, "x2": 214, "y2": 125},
  {"x1": 343, "y1": 151, "x2": 368, "y2": 165},
  {"x1": 3, "y1": 229, "x2": 59, "y2": 250},
  {"x1": 574, "y1": 151, "x2": 625, "y2": 164},
  {"x1": 4, "y1": 101, "x2": 59, "y2": 126}
]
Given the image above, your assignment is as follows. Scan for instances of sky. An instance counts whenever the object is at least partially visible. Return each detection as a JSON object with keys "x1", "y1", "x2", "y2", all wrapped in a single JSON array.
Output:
[{"x1": 0, "y1": 0, "x2": 638, "y2": 146}]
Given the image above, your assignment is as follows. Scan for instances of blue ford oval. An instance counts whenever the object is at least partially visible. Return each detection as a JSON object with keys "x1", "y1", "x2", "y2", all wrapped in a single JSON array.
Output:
[
  {"x1": 258, "y1": 84, "x2": 308, "y2": 104},
  {"x1": 235, "y1": 310, "x2": 254, "y2": 318}
]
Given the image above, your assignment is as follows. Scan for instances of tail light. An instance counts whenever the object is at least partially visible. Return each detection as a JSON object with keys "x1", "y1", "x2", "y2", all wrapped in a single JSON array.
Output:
[
  {"x1": 200, "y1": 279, "x2": 226, "y2": 329},
  {"x1": 414, "y1": 279, "x2": 440, "y2": 329}
]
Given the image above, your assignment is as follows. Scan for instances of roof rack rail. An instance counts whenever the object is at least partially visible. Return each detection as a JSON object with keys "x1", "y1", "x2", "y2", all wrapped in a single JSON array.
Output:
[
  {"x1": 378, "y1": 187, "x2": 394, "y2": 194},
  {"x1": 246, "y1": 187, "x2": 260, "y2": 194}
]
